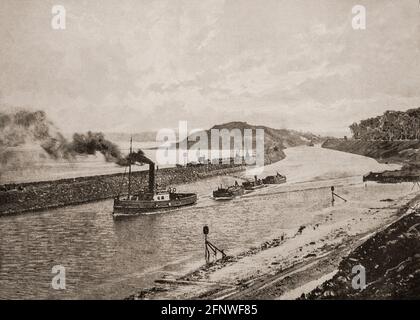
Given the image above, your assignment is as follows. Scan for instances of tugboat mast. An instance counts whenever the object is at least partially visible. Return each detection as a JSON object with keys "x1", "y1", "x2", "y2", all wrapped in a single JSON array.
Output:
[{"x1": 128, "y1": 137, "x2": 132, "y2": 198}]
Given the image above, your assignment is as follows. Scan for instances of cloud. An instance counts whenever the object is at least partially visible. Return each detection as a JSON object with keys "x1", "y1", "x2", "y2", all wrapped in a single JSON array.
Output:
[{"x1": 0, "y1": 0, "x2": 419, "y2": 136}]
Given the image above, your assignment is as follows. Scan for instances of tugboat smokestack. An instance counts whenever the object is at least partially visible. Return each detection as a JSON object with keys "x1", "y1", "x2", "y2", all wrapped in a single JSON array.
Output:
[
  {"x1": 149, "y1": 163, "x2": 155, "y2": 193},
  {"x1": 121, "y1": 149, "x2": 156, "y2": 193}
]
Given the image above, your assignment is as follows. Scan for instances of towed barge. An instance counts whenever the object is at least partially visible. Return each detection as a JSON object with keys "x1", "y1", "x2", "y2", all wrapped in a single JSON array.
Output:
[
  {"x1": 212, "y1": 182, "x2": 244, "y2": 200},
  {"x1": 262, "y1": 172, "x2": 287, "y2": 184},
  {"x1": 242, "y1": 175, "x2": 266, "y2": 191}
]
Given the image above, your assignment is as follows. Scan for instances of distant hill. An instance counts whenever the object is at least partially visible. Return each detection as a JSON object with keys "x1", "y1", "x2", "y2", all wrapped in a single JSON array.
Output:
[
  {"x1": 180, "y1": 121, "x2": 324, "y2": 164},
  {"x1": 104, "y1": 122, "x2": 325, "y2": 164}
]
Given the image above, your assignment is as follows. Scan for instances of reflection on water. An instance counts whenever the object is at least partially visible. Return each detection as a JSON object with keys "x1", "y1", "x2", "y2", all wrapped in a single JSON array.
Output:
[{"x1": 0, "y1": 146, "x2": 409, "y2": 299}]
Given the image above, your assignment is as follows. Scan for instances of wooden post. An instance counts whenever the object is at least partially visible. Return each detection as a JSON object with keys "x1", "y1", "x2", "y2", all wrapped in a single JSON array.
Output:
[
  {"x1": 203, "y1": 225, "x2": 210, "y2": 264},
  {"x1": 204, "y1": 234, "x2": 210, "y2": 264},
  {"x1": 128, "y1": 137, "x2": 132, "y2": 199},
  {"x1": 202, "y1": 225, "x2": 226, "y2": 264}
]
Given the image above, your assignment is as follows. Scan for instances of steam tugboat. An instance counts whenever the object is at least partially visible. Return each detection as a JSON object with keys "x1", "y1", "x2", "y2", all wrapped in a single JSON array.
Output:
[
  {"x1": 262, "y1": 172, "x2": 287, "y2": 184},
  {"x1": 112, "y1": 139, "x2": 197, "y2": 218},
  {"x1": 212, "y1": 181, "x2": 244, "y2": 200}
]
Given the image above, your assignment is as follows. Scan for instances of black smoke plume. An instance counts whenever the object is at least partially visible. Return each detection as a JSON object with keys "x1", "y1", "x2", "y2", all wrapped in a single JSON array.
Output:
[
  {"x1": 118, "y1": 149, "x2": 155, "y2": 193},
  {"x1": 117, "y1": 149, "x2": 154, "y2": 166},
  {"x1": 68, "y1": 132, "x2": 122, "y2": 162}
]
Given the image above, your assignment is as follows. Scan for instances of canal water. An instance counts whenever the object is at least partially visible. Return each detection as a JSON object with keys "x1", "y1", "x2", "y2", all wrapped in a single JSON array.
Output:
[{"x1": 0, "y1": 146, "x2": 409, "y2": 299}]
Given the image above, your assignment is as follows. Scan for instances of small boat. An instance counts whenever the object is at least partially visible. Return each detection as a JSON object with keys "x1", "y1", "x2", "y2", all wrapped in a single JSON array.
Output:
[
  {"x1": 242, "y1": 175, "x2": 266, "y2": 191},
  {"x1": 112, "y1": 139, "x2": 197, "y2": 218},
  {"x1": 262, "y1": 172, "x2": 287, "y2": 184},
  {"x1": 212, "y1": 182, "x2": 244, "y2": 200}
]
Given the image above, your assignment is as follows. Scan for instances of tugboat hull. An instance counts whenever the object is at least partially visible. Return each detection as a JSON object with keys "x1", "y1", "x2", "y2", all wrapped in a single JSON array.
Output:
[{"x1": 113, "y1": 193, "x2": 197, "y2": 218}]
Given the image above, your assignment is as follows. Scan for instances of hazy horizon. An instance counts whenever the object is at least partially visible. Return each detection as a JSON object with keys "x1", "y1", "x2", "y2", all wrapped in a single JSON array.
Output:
[
  {"x1": 97, "y1": 124, "x2": 348, "y2": 138},
  {"x1": 1, "y1": 0, "x2": 419, "y2": 137}
]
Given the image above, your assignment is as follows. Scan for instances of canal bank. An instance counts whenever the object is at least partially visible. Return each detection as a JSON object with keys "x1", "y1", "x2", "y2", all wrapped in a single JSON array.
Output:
[
  {"x1": 304, "y1": 197, "x2": 420, "y2": 300},
  {"x1": 0, "y1": 164, "x2": 244, "y2": 216}
]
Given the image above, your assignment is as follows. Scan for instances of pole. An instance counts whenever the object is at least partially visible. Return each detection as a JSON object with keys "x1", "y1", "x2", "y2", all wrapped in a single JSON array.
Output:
[
  {"x1": 205, "y1": 234, "x2": 209, "y2": 264},
  {"x1": 128, "y1": 137, "x2": 132, "y2": 198},
  {"x1": 202, "y1": 225, "x2": 225, "y2": 264},
  {"x1": 203, "y1": 225, "x2": 210, "y2": 264},
  {"x1": 331, "y1": 186, "x2": 347, "y2": 206}
]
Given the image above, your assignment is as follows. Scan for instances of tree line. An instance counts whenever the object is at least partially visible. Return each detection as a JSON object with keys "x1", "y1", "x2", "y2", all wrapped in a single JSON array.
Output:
[{"x1": 350, "y1": 108, "x2": 420, "y2": 140}]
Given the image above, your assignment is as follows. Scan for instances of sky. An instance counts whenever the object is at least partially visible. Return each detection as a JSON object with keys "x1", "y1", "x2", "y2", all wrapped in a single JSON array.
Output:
[{"x1": 1, "y1": 0, "x2": 419, "y2": 136}]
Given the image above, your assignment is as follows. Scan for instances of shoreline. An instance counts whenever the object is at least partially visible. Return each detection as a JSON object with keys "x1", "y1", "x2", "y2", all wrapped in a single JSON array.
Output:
[
  {"x1": 322, "y1": 138, "x2": 420, "y2": 183},
  {"x1": 126, "y1": 179, "x2": 419, "y2": 300},
  {"x1": 321, "y1": 138, "x2": 420, "y2": 165}
]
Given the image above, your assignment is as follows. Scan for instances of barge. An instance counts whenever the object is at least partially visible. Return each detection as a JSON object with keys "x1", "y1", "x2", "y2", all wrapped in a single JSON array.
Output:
[
  {"x1": 262, "y1": 172, "x2": 287, "y2": 184},
  {"x1": 212, "y1": 182, "x2": 244, "y2": 200},
  {"x1": 242, "y1": 175, "x2": 266, "y2": 191}
]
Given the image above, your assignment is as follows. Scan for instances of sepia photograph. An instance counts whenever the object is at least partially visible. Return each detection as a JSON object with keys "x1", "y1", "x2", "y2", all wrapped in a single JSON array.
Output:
[{"x1": 0, "y1": 0, "x2": 419, "y2": 311}]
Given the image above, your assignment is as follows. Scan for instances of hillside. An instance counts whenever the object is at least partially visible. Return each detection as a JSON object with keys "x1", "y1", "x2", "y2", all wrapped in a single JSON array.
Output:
[
  {"x1": 349, "y1": 107, "x2": 420, "y2": 141},
  {"x1": 180, "y1": 121, "x2": 324, "y2": 164},
  {"x1": 328, "y1": 106, "x2": 420, "y2": 164},
  {"x1": 323, "y1": 106, "x2": 420, "y2": 182}
]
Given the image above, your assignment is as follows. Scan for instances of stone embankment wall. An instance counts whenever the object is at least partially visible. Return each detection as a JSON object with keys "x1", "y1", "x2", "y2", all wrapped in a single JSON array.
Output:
[{"x1": 0, "y1": 164, "x2": 244, "y2": 216}]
